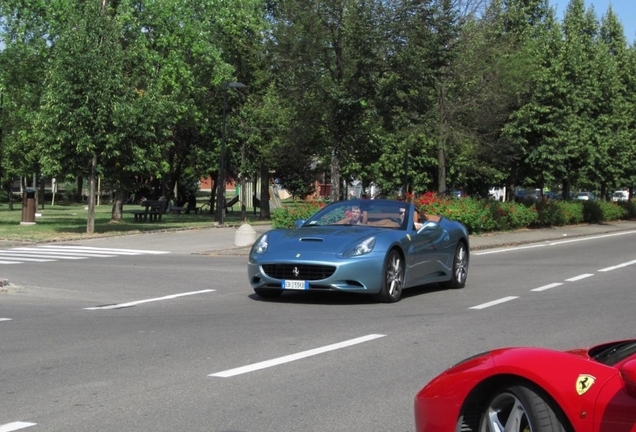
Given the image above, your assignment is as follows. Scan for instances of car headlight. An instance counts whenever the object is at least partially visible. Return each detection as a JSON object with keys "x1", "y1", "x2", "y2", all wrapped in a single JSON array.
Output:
[
  {"x1": 251, "y1": 234, "x2": 268, "y2": 255},
  {"x1": 343, "y1": 237, "x2": 376, "y2": 257}
]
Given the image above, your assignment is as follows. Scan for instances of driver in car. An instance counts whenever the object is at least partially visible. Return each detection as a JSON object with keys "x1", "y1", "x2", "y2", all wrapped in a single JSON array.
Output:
[
  {"x1": 350, "y1": 205, "x2": 364, "y2": 225},
  {"x1": 399, "y1": 207, "x2": 424, "y2": 230}
]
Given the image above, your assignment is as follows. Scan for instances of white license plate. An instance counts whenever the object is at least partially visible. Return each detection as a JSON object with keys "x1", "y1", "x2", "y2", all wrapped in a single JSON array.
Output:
[{"x1": 282, "y1": 280, "x2": 309, "y2": 290}]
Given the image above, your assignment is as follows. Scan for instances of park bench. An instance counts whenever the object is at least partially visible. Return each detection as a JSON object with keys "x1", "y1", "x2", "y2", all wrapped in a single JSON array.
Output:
[
  {"x1": 131, "y1": 199, "x2": 168, "y2": 222},
  {"x1": 224, "y1": 195, "x2": 239, "y2": 214},
  {"x1": 170, "y1": 206, "x2": 200, "y2": 215}
]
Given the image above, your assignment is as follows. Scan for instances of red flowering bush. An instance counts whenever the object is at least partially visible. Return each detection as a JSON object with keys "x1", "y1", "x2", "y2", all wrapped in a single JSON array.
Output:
[{"x1": 416, "y1": 192, "x2": 537, "y2": 233}]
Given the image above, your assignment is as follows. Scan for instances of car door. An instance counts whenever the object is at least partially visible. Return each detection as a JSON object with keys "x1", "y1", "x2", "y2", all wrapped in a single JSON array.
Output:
[
  {"x1": 594, "y1": 373, "x2": 636, "y2": 432},
  {"x1": 404, "y1": 221, "x2": 446, "y2": 286}
]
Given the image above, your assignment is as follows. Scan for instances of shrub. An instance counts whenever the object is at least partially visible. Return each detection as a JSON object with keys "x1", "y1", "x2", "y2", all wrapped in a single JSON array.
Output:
[
  {"x1": 618, "y1": 200, "x2": 636, "y2": 219},
  {"x1": 416, "y1": 193, "x2": 537, "y2": 234},
  {"x1": 271, "y1": 200, "x2": 324, "y2": 228},
  {"x1": 557, "y1": 201, "x2": 584, "y2": 225},
  {"x1": 534, "y1": 200, "x2": 567, "y2": 227},
  {"x1": 582, "y1": 200, "x2": 603, "y2": 223},
  {"x1": 492, "y1": 201, "x2": 538, "y2": 231},
  {"x1": 598, "y1": 201, "x2": 627, "y2": 221}
]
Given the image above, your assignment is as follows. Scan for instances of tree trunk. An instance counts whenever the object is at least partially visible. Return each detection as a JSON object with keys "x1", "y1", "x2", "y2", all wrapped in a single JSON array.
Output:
[
  {"x1": 438, "y1": 146, "x2": 446, "y2": 194},
  {"x1": 111, "y1": 189, "x2": 125, "y2": 221},
  {"x1": 76, "y1": 176, "x2": 83, "y2": 203},
  {"x1": 259, "y1": 163, "x2": 270, "y2": 219},
  {"x1": 330, "y1": 147, "x2": 340, "y2": 202},
  {"x1": 206, "y1": 171, "x2": 216, "y2": 215},
  {"x1": 86, "y1": 154, "x2": 97, "y2": 233}
]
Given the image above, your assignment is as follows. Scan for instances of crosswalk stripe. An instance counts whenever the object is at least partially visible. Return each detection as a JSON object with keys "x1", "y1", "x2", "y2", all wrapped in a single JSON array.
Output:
[
  {"x1": 9, "y1": 248, "x2": 115, "y2": 257},
  {"x1": 0, "y1": 253, "x2": 87, "y2": 260},
  {"x1": 36, "y1": 247, "x2": 142, "y2": 255},
  {"x1": 0, "y1": 246, "x2": 170, "y2": 265},
  {"x1": 0, "y1": 255, "x2": 55, "y2": 262},
  {"x1": 39, "y1": 245, "x2": 170, "y2": 254}
]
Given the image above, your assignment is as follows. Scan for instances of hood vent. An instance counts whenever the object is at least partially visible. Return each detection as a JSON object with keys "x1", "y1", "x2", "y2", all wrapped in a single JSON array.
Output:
[{"x1": 299, "y1": 237, "x2": 324, "y2": 242}]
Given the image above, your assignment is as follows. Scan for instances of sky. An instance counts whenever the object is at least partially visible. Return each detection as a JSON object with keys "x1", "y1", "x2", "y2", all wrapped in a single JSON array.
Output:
[{"x1": 551, "y1": 0, "x2": 635, "y2": 44}]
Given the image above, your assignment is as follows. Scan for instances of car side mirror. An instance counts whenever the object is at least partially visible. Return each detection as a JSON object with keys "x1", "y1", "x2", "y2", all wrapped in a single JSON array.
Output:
[
  {"x1": 620, "y1": 359, "x2": 636, "y2": 397},
  {"x1": 295, "y1": 219, "x2": 306, "y2": 228},
  {"x1": 417, "y1": 221, "x2": 439, "y2": 233}
]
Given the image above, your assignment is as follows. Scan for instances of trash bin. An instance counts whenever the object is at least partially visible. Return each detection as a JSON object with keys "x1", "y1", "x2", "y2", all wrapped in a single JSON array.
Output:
[{"x1": 21, "y1": 188, "x2": 36, "y2": 225}]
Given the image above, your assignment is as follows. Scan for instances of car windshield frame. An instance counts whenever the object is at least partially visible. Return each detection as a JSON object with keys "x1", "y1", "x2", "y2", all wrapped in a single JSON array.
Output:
[
  {"x1": 591, "y1": 340, "x2": 636, "y2": 366},
  {"x1": 302, "y1": 199, "x2": 410, "y2": 230}
]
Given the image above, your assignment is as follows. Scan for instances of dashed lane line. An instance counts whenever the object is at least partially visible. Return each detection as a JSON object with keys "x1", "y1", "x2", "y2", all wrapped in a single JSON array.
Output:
[
  {"x1": 565, "y1": 273, "x2": 594, "y2": 282},
  {"x1": 209, "y1": 334, "x2": 386, "y2": 378},
  {"x1": 84, "y1": 289, "x2": 216, "y2": 310},
  {"x1": 599, "y1": 259, "x2": 636, "y2": 272},
  {"x1": 0, "y1": 422, "x2": 36, "y2": 432},
  {"x1": 531, "y1": 282, "x2": 564, "y2": 292},
  {"x1": 468, "y1": 296, "x2": 519, "y2": 310}
]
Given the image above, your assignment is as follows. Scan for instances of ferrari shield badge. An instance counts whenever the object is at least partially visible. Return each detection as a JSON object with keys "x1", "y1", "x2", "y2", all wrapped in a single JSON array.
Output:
[{"x1": 576, "y1": 374, "x2": 596, "y2": 395}]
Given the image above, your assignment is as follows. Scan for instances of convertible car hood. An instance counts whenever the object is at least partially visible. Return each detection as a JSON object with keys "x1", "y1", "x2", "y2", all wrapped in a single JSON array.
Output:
[{"x1": 268, "y1": 226, "x2": 376, "y2": 253}]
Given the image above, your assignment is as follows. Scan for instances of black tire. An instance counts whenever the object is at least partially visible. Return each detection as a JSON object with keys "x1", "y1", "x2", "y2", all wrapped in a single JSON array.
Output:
[
  {"x1": 441, "y1": 241, "x2": 468, "y2": 289},
  {"x1": 254, "y1": 288, "x2": 283, "y2": 299},
  {"x1": 479, "y1": 384, "x2": 568, "y2": 432},
  {"x1": 375, "y1": 249, "x2": 404, "y2": 303}
]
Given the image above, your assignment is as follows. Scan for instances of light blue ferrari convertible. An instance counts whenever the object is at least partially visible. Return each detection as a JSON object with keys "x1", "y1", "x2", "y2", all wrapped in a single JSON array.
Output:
[{"x1": 247, "y1": 199, "x2": 469, "y2": 303}]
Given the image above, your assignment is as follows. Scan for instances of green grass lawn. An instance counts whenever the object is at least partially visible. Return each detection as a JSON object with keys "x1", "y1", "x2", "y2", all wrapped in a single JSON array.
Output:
[{"x1": 0, "y1": 200, "x2": 268, "y2": 243}]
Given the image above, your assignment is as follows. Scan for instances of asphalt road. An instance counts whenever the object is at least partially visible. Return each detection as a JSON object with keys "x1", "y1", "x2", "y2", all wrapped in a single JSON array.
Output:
[{"x1": 1, "y1": 224, "x2": 635, "y2": 431}]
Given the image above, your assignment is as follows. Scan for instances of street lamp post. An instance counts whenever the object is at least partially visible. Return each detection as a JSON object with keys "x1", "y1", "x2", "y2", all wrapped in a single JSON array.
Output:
[{"x1": 216, "y1": 81, "x2": 246, "y2": 224}]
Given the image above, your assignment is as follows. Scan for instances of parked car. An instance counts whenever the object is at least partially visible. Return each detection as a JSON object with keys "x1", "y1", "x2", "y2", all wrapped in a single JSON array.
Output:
[
  {"x1": 575, "y1": 191, "x2": 596, "y2": 201},
  {"x1": 414, "y1": 338, "x2": 636, "y2": 432},
  {"x1": 247, "y1": 199, "x2": 469, "y2": 303},
  {"x1": 612, "y1": 190, "x2": 629, "y2": 202}
]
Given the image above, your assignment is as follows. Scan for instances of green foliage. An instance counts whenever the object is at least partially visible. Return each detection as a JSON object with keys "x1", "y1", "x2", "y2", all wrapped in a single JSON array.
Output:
[
  {"x1": 416, "y1": 192, "x2": 538, "y2": 234},
  {"x1": 1, "y1": 0, "x2": 636, "y2": 216},
  {"x1": 534, "y1": 200, "x2": 567, "y2": 226},
  {"x1": 271, "y1": 201, "x2": 325, "y2": 228},
  {"x1": 597, "y1": 200, "x2": 628, "y2": 221},
  {"x1": 581, "y1": 200, "x2": 603, "y2": 223},
  {"x1": 415, "y1": 191, "x2": 635, "y2": 234}
]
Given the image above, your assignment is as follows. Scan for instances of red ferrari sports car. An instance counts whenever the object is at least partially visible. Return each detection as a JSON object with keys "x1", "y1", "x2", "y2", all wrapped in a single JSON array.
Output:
[{"x1": 414, "y1": 339, "x2": 636, "y2": 432}]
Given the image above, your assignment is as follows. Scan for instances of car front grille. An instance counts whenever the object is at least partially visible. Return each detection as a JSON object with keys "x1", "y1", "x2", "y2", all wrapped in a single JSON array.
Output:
[{"x1": 262, "y1": 264, "x2": 336, "y2": 281}]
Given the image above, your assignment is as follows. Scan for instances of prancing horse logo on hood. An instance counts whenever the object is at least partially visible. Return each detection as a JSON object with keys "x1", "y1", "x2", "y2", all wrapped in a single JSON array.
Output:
[{"x1": 292, "y1": 267, "x2": 300, "y2": 277}]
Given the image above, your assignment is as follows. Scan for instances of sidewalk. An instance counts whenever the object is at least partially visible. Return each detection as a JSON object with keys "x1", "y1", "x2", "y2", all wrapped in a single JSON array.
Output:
[
  {"x1": 469, "y1": 219, "x2": 636, "y2": 250},
  {"x1": 209, "y1": 220, "x2": 636, "y2": 256}
]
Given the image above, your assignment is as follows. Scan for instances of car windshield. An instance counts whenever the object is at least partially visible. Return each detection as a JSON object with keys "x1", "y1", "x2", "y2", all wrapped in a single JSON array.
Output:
[
  {"x1": 303, "y1": 200, "x2": 408, "y2": 230},
  {"x1": 591, "y1": 340, "x2": 636, "y2": 366}
]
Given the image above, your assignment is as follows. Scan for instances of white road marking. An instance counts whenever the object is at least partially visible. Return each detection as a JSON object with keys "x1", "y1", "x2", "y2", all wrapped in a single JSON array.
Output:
[
  {"x1": 0, "y1": 255, "x2": 55, "y2": 262},
  {"x1": 598, "y1": 259, "x2": 636, "y2": 272},
  {"x1": 84, "y1": 290, "x2": 215, "y2": 310},
  {"x1": 0, "y1": 318, "x2": 12, "y2": 322},
  {"x1": 209, "y1": 334, "x2": 387, "y2": 378},
  {"x1": 0, "y1": 246, "x2": 171, "y2": 265},
  {"x1": 38, "y1": 245, "x2": 170, "y2": 254},
  {"x1": 474, "y1": 244, "x2": 546, "y2": 255},
  {"x1": 565, "y1": 274, "x2": 594, "y2": 282},
  {"x1": 9, "y1": 248, "x2": 115, "y2": 257},
  {"x1": 474, "y1": 230, "x2": 636, "y2": 255},
  {"x1": 0, "y1": 253, "x2": 87, "y2": 260},
  {"x1": 549, "y1": 231, "x2": 636, "y2": 246},
  {"x1": 469, "y1": 296, "x2": 519, "y2": 310},
  {"x1": 0, "y1": 422, "x2": 36, "y2": 432},
  {"x1": 531, "y1": 282, "x2": 563, "y2": 292}
]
